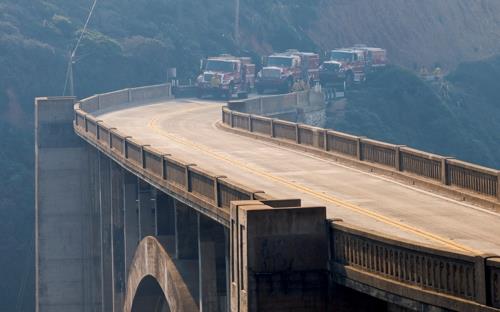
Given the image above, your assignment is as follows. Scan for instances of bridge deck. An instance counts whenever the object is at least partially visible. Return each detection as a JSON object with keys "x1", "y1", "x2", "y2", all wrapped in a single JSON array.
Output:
[{"x1": 96, "y1": 99, "x2": 500, "y2": 255}]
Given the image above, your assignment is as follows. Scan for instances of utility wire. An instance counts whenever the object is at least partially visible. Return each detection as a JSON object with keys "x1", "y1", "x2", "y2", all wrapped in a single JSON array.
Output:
[{"x1": 63, "y1": 0, "x2": 99, "y2": 96}]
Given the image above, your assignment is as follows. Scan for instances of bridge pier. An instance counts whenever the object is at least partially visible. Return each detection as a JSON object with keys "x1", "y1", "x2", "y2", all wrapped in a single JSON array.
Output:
[
  {"x1": 99, "y1": 154, "x2": 114, "y2": 312},
  {"x1": 138, "y1": 180, "x2": 156, "y2": 238},
  {"x1": 111, "y1": 162, "x2": 126, "y2": 311},
  {"x1": 156, "y1": 192, "x2": 175, "y2": 238},
  {"x1": 123, "y1": 171, "x2": 139, "y2": 278},
  {"x1": 198, "y1": 214, "x2": 227, "y2": 312},
  {"x1": 174, "y1": 201, "x2": 199, "y2": 260}
]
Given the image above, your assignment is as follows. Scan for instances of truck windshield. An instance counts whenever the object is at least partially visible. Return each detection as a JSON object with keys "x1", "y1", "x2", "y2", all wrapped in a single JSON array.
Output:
[
  {"x1": 267, "y1": 57, "x2": 293, "y2": 68},
  {"x1": 322, "y1": 63, "x2": 340, "y2": 71},
  {"x1": 205, "y1": 60, "x2": 236, "y2": 72},
  {"x1": 330, "y1": 51, "x2": 354, "y2": 62}
]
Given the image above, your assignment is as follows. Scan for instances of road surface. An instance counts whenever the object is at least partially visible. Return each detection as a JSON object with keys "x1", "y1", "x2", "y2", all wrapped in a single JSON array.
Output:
[{"x1": 96, "y1": 98, "x2": 500, "y2": 255}]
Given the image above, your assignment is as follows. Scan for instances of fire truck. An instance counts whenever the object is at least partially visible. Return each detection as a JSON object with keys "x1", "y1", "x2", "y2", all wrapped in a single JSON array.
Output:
[
  {"x1": 196, "y1": 55, "x2": 255, "y2": 99},
  {"x1": 327, "y1": 49, "x2": 368, "y2": 87},
  {"x1": 320, "y1": 46, "x2": 387, "y2": 91},
  {"x1": 255, "y1": 50, "x2": 320, "y2": 94},
  {"x1": 352, "y1": 45, "x2": 388, "y2": 70}
]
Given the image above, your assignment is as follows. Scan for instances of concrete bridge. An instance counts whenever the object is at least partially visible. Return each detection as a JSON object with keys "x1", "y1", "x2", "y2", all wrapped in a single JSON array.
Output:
[{"x1": 35, "y1": 84, "x2": 500, "y2": 312}]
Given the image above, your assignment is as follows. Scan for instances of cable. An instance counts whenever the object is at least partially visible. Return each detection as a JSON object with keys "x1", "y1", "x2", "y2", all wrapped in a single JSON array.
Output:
[{"x1": 63, "y1": 0, "x2": 99, "y2": 95}]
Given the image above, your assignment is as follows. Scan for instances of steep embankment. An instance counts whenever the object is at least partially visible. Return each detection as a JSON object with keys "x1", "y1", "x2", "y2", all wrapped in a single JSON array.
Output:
[
  {"x1": 328, "y1": 60, "x2": 500, "y2": 169},
  {"x1": 309, "y1": 0, "x2": 500, "y2": 69}
]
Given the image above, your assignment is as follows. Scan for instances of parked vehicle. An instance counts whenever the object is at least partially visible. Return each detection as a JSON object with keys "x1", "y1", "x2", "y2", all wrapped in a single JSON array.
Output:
[
  {"x1": 196, "y1": 55, "x2": 255, "y2": 99},
  {"x1": 256, "y1": 50, "x2": 319, "y2": 94}
]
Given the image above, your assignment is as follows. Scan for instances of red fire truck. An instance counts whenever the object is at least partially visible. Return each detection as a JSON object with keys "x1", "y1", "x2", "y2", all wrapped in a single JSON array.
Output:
[
  {"x1": 255, "y1": 50, "x2": 320, "y2": 94},
  {"x1": 196, "y1": 55, "x2": 255, "y2": 99}
]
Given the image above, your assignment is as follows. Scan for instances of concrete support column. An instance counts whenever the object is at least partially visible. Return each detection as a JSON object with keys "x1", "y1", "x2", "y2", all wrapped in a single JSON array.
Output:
[
  {"x1": 110, "y1": 162, "x2": 125, "y2": 311},
  {"x1": 99, "y1": 154, "x2": 113, "y2": 312},
  {"x1": 230, "y1": 201, "x2": 328, "y2": 312},
  {"x1": 174, "y1": 200, "x2": 199, "y2": 260},
  {"x1": 36, "y1": 96, "x2": 102, "y2": 311},
  {"x1": 198, "y1": 214, "x2": 227, "y2": 312},
  {"x1": 89, "y1": 148, "x2": 104, "y2": 310},
  {"x1": 123, "y1": 171, "x2": 139, "y2": 277},
  {"x1": 137, "y1": 179, "x2": 156, "y2": 238},
  {"x1": 156, "y1": 192, "x2": 175, "y2": 237}
]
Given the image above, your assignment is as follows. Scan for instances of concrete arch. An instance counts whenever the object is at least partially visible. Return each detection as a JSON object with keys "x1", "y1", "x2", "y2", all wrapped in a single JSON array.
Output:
[{"x1": 124, "y1": 236, "x2": 198, "y2": 312}]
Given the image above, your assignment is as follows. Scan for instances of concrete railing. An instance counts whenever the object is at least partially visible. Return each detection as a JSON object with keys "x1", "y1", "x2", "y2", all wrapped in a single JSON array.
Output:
[
  {"x1": 330, "y1": 221, "x2": 500, "y2": 310},
  {"x1": 74, "y1": 84, "x2": 271, "y2": 226},
  {"x1": 222, "y1": 103, "x2": 500, "y2": 204},
  {"x1": 79, "y1": 83, "x2": 173, "y2": 114}
]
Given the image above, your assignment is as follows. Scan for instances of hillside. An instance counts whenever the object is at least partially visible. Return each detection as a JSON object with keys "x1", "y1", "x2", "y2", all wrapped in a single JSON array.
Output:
[
  {"x1": 1, "y1": 0, "x2": 500, "y2": 310},
  {"x1": 310, "y1": 0, "x2": 500, "y2": 69},
  {"x1": 327, "y1": 60, "x2": 500, "y2": 169}
]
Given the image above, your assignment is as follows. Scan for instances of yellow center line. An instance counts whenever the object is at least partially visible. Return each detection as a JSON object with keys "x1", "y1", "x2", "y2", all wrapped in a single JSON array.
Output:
[{"x1": 146, "y1": 107, "x2": 478, "y2": 254}]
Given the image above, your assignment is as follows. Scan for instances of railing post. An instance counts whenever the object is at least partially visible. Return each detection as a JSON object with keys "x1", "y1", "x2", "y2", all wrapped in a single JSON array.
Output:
[
  {"x1": 140, "y1": 145, "x2": 150, "y2": 169},
  {"x1": 395, "y1": 145, "x2": 405, "y2": 171},
  {"x1": 357, "y1": 137, "x2": 363, "y2": 161},
  {"x1": 270, "y1": 119, "x2": 275, "y2": 138},
  {"x1": 497, "y1": 171, "x2": 500, "y2": 201},
  {"x1": 185, "y1": 164, "x2": 197, "y2": 192},
  {"x1": 474, "y1": 255, "x2": 488, "y2": 305},
  {"x1": 441, "y1": 157, "x2": 454, "y2": 185},
  {"x1": 214, "y1": 175, "x2": 227, "y2": 208},
  {"x1": 295, "y1": 124, "x2": 300, "y2": 144},
  {"x1": 108, "y1": 128, "x2": 116, "y2": 150},
  {"x1": 324, "y1": 130, "x2": 329, "y2": 151},
  {"x1": 96, "y1": 121, "x2": 103, "y2": 140},
  {"x1": 84, "y1": 115, "x2": 89, "y2": 132},
  {"x1": 248, "y1": 115, "x2": 252, "y2": 132},
  {"x1": 123, "y1": 136, "x2": 132, "y2": 159},
  {"x1": 161, "y1": 154, "x2": 171, "y2": 180},
  {"x1": 229, "y1": 111, "x2": 234, "y2": 128}
]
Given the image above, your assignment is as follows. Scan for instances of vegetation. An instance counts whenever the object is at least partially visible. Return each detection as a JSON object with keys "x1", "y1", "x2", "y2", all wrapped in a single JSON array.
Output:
[
  {"x1": 0, "y1": 1, "x2": 499, "y2": 310},
  {"x1": 328, "y1": 63, "x2": 500, "y2": 168}
]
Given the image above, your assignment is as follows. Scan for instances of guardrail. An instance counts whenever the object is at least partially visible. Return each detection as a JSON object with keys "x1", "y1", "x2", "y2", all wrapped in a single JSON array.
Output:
[
  {"x1": 330, "y1": 221, "x2": 500, "y2": 310},
  {"x1": 222, "y1": 104, "x2": 500, "y2": 203},
  {"x1": 74, "y1": 84, "x2": 271, "y2": 226}
]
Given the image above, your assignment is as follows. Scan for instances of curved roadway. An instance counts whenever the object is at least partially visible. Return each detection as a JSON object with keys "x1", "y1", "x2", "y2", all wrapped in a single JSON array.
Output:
[{"x1": 96, "y1": 98, "x2": 500, "y2": 255}]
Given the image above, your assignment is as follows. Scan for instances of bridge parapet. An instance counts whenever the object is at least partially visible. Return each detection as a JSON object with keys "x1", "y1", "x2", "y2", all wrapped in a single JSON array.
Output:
[
  {"x1": 329, "y1": 221, "x2": 500, "y2": 311},
  {"x1": 222, "y1": 101, "x2": 500, "y2": 207},
  {"x1": 74, "y1": 84, "x2": 273, "y2": 227}
]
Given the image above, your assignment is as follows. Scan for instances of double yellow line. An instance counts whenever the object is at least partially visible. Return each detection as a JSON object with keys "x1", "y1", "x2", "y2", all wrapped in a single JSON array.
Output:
[{"x1": 146, "y1": 104, "x2": 477, "y2": 254}]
